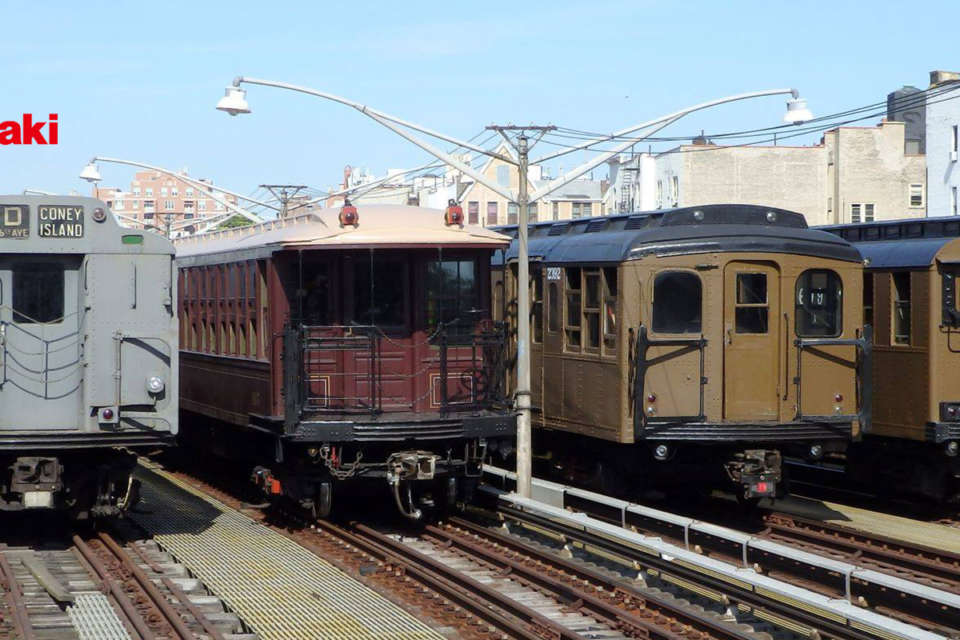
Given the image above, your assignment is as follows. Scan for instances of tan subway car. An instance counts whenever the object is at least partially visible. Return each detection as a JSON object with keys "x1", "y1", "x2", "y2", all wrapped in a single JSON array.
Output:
[
  {"x1": 824, "y1": 218, "x2": 960, "y2": 501},
  {"x1": 495, "y1": 205, "x2": 870, "y2": 499}
]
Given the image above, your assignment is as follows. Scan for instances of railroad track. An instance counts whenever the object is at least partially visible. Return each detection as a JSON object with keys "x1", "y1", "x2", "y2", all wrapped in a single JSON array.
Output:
[{"x1": 0, "y1": 525, "x2": 254, "y2": 640}]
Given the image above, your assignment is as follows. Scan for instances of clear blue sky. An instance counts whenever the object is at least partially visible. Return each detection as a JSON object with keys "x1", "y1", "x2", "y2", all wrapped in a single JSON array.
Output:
[{"x1": 1, "y1": 0, "x2": 956, "y2": 198}]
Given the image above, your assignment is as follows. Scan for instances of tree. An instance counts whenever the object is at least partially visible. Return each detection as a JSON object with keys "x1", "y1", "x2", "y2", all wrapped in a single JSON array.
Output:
[{"x1": 216, "y1": 214, "x2": 253, "y2": 230}]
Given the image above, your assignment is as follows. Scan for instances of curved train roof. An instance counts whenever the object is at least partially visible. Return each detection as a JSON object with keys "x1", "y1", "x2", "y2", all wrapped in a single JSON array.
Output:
[
  {"x1": 0, "y1": 195, "x2": 174, "y2": 254},
  {"x1": 821, "y1": 218, "x2": 960, "y2": 269},
  {"x1": 175, "y1": 204, "x2": 510, "y2": 266},
  {"x1": 493, "y1": 204, "x2": 861, "y2": 265}
]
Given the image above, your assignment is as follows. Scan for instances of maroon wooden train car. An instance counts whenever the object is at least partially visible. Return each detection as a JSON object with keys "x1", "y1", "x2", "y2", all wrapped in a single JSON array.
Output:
[{"x1": 174, "y1": 203, "x2": 515, "y2": 517}]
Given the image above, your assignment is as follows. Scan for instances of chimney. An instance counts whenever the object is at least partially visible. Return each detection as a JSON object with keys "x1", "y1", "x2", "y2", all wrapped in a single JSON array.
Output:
[{"x1": 930, "y1": 70, "x2": 960, "y2": 87}]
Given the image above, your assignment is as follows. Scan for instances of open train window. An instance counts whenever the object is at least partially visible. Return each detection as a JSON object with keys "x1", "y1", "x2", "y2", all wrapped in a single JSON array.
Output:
[
  {"x1": 863, "y1": 273, "x2": 874, "y2": 328},
  {"x1": 426, "y1": 258, "x2": 478, "y2": 339},
  {"x1": 652, "y1": 271, "x2": 701, "y2": 333},
  {"x1": 531, "y1": 269, "x2": 543, "y2": 343},
  {"x1": 795, "y1": 269, "x2": 842, "y2": 337},
  {"x1": 943, "y1": 267, "x2": 960, "y2": 327},
  {"x1": 583, "y1": 269, "x2": 601, "y2": 351},
  {"x1": 548, "y1": 279, "x2": 561, "y2": 333},
  {"x1": 892, "y1": 272, "x2": 911, "y2": 345},
  {"x1": 734, "y1": 273, "x2": 768, "y2": 333},
  {"x1": 602, "y1": 267, "x2": 617, "y2": 353},
  {"x1": 13, "y1": 263, "x2": 64, "y2": 324}
]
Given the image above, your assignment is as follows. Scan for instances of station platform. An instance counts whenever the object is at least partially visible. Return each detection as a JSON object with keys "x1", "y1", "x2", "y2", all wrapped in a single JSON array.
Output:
[
  {"x1": 770, "y1": 494, "x2": 960, "y2": 554},
  {"x1": 131, "y1": 465, "x2": 444, "y2": 640}
]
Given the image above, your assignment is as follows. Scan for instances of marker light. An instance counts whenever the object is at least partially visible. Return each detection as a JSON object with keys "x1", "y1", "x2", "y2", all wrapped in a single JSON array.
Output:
[
  {"x1": 444, "y1": 199, "x2": 464, "y2": 226},
  {"x1": 647, "y1": 393, "x2": 657, "y2": 403},
  {"x1": 92, "y1": 207, "x2": 107, "y2": 223},
  {"x1": 834, "y1": 393, "x2": 843, "y2": 402},
  {"x1": 101, "y1": 408, "x2": 114, "y2": 421},
  {"x1": 146, "y1": 376, "x2": 165, "y2": 394},
  {"x1": 339, "y1": 200, "x2": 359, "y2": 227}
]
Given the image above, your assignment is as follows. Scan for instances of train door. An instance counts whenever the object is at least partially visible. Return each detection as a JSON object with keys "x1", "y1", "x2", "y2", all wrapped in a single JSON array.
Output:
[
  {"x1": 0, "y1": 256, "x2": 83, "y2": 430},
  {"x1": 723, "y1": 261, "x2": 781, "y2": 421}
]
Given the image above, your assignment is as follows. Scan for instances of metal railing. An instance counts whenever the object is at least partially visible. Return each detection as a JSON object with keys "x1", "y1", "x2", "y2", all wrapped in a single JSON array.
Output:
[
  {"x1": 631, "y1": 324, "x2": 708, "y2": 439},
  {"x1": 283, "y1": 321, "x2": 508, "y2": 431},
  {"x1": 793, "y1": 325, "x2": 873, "y2": 431}
]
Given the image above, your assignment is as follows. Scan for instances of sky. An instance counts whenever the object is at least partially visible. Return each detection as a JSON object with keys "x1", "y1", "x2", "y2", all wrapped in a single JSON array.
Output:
[{"x1": 1, "y1": 0, "x2": 957, "y2": 201}]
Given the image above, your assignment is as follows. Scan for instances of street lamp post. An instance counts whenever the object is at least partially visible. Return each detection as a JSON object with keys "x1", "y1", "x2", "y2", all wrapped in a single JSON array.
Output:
[
  {"x1": 79, "y1": 156, "x2": 274, "y2": 234},
  {"x1": 216, "y1": 76, "x2": 812, "y2": 498}
]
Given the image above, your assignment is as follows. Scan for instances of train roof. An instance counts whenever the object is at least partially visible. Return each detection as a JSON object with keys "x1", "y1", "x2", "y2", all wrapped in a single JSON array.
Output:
[
  {"x1": 175, "y1": 204, "x2": 510, "y2": 266},
  {"x1": 820, "y1": 218, "x2": 960, "y2": 269},
  {"x1": 0, "y1": 195, "x2": 173, "y2": 254},
  {"x1": 493, "y1": 204, "x2": 861, "y2": 266}
]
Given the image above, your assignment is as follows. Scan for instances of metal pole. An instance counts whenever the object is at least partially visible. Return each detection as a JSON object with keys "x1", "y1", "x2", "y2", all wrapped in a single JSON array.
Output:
[{"x1": 515, "y1": 134, "x2": 532, "y2": 498}]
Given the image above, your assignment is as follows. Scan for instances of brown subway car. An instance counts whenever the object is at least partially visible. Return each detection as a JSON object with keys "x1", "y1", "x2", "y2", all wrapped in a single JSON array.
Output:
[
  {"x1": 495, "y1": 204, "x2": 870, "y2": 499},
  {"x1": 824, "y1": 218, "x2": 960, "y2": 501}
]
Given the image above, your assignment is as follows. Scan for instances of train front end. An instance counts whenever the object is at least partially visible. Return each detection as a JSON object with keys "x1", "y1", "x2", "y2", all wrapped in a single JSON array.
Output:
[{"x1": 0, "y1": 196, "x2": 177, "y2": 518}]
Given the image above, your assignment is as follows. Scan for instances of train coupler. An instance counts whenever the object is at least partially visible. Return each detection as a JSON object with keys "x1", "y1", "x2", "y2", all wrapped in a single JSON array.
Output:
[
  {"x1": 725, "y1": 449, "x2": 782, "y2": 499},
  {"x1": 386, "y1": 451, "x2": 438, "y2": 483},
  {"x1": 10, "y1": 456, "x2": 63, "y2": 509},
  {"x1": 251, "y1": 466, "x2": 283, "y2": 497}
]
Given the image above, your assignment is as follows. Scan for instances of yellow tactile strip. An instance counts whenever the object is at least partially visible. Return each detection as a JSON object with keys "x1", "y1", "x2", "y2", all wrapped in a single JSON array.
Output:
[{"x1": 130, "y1": 466, "x2": 443, "y2": 640}]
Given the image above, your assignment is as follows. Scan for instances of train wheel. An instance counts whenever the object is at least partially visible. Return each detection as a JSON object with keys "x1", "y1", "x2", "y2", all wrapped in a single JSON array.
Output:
[{"x1": 312, "y1": 482, "x2": 332, "y2": 519}]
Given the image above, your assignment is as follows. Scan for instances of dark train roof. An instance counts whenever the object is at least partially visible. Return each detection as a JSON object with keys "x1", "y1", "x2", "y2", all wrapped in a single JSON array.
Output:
[
  {"x1": 493, "y1": 204, "x2": 861, "y2": 266},
  {"x1": 820, "y1": 218, "x2": 960, "y2": 269}
]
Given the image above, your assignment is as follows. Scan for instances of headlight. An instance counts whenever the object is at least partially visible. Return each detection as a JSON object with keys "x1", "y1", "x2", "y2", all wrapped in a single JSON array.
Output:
[{"x1": 146, "y1": 376, "x2": 165, "y2": 394}]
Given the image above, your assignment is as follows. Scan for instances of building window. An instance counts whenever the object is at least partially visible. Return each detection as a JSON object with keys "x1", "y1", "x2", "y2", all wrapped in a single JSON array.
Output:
[
  {"x1": 953, "y1": 187, "x2": 958, "y2": 215},
  {"x1": 865, "y1": 203, "x2": 874, "y2": 221},
  {"x1": 508, "y1": 202, "x2": 518, "y2": 225},
  {"x1": 145, "y1": 187, "x2": 153, "y2": 196},
  {"x1": 953, "y1": 125, "x2": 958, "y2": 159},
  {"x1": 734, "y1": 273, "x2": 768, "y2": 334},
  {"x1": 583, "y1": 202, "x2": 592, "y2": 217},
  {"x1": 198, "y1": 200, "x2": 207, "y2": 211},
  {"x1": 144, "y1": 200, "x2": 155, "y2": 212},
  {"x1": 114, "y1": 200, "x2": 123, "y2": 210},
  {"x1": 164, "y1": 200, "x2": 174, "y2": 210},
  {"x1": 892, "y1": 272, "x2": 911, "y2": 345},
  {"x1": 528, "y1": 201, "x2": 538, "y2": 222},
  {"x1": 496, "y1": 165, "x2": 510, "y2": 187},
  {"x1": 827, "y1": 197, "x2": 832, "y2": 213},
  {"x1": 795, "y1": 269, "x2": 842, "y2": 337},
  {"x1": 552, "y1": 202, "x2": 559, "y2": 220},
  {"x1": 656, "y1": 180, "x2": 663, "y2": 208},
  {"x1": 186, "y1": 187, "x2": 194, "y2": 196},
  {"x1": 144, "y1": 212, "x2": 154, "y2": 220},
  {"x1": 171, "y1": 187, "x2": 178, "y2": 196},
  {"x1": 909, "y1": 184, "x2": 924, "y2": 208},
  {"x1": 572, "y1": 203, "x2": 581, "y2": 218},
  {"x1": 850, "y1": 203, "x2": 860, "y2": 223},
  {"x1": 161, "y1": 187, "x2": 168, "y2": 196},
  {"x1": 487, "y1": 201, "x2": 498, "y2": 225},
  {"x1": 564, "y1": 267, "x2": 581, "y2": 350},
  {"x1": 13, "y1": 263, "x2": 64, "y2": 324},
  {"x1": 132, "y1": 187, "x2": 141, "y2": 196},
  {"x1": 131, "y1": 200, "x2": 138, "y2": 210},
  {"x1": 467, "y1": 201, "x2": 479, "y2": 224},
  {"x1": 671, "y1": 176, "x2": 679, "y2": 206},
  {"x1": 652, "y1": 271, "x2": 701, "y2": 333},
  {"x1": 851, "y1": 203, "x2": 875, "y2": 223}
]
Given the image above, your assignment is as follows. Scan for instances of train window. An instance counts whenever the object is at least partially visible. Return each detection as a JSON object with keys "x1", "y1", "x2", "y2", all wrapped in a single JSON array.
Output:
[
  {"x1": 892, "y1": 272, "x2": 911, "y2": 345},
  {"x1": 426, "y1": 259, "x2": 478, "y2": 338},
  {"x1": 584, "y1": 270, "x2": 601, "y2": 350},
  {"x1": 735, "y1": 273, "x2": 768, "y2": 334},
  {"x1": 354, "y1": 257, "x2": 407, "y2": 328},
  {"x1": 565, "y1": 267, "x2": 582, "y2": 349},
  {"x1": 531, "y1": 271, "x2": 543, "y2": 343},
  {"x1": 302, "y1": 263, "x2": 331, "y2": 325},
  {"x1": 548, "y1": 281, "x2": 561, "y2": 333},
  {"x1": 863, "y1": 274, "x2": 874, "y2": 328},
  {"x1": 603, "y1": 267, "x2": 618, "y2": 353},
  {"x1": 652, "y1": 271, "x2": 701, "y2": 334},
  {"x1": 13, "y1": 264, "x2": 64, "y2": 324},
  {"x1": 795, "y1": 270, "x2": 842, "y2": 337}
]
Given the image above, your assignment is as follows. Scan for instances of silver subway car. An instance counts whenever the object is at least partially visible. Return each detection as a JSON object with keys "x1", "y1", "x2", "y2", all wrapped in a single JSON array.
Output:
[{"x1": 0, "y1": 196, "x2": 177, "y2": 517}]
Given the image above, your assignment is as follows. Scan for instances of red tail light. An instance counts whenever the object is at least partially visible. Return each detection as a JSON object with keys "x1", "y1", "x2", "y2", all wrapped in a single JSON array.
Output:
[
  {"x1": 445, "y1": 199, "x2": 463, "y2": 226},
  {"x1": 339, "y1": 200, "x2": 359, "y2": 227}
]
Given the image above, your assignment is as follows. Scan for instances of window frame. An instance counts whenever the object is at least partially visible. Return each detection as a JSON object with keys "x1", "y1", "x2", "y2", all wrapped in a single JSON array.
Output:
[
  {"x1": 909, "y1": 183, "x2": 924, "y2": 208},
  {"x1": 12, "y1": 262, "x2": 65, "y2": 324},
  {"x1": 733, "y1": 272, "x2": 769, "y2": 335},
  {"x1": 601, "y1": 266, "x2": 618, "y2": 356},
  {"x1": 892, "y1": 271, "x2": 912, "y2": 346},
  {"x1": 563, "y1": 266, "x2": 582, "y2": 351},
  {"x1": 794, "y1": 268, "x2": 843, "y2": 338},
  {"x1": 651, "y1": 270, "x2": 703, "y2": 335}
]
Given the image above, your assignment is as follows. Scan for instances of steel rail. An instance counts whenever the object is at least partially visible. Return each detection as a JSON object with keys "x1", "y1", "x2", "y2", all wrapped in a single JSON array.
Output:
[
  {"x1": 426, "y1": 521, "x2": 744, "y2": 640},
  {"x1": 73, "y1": 535, "x2": 157, "y2": 640},
  {"x1": 444, "y1": 517, "x2": 759, "y2": 640},
  {"x1": 321, "y1": 520, "x2": 552, "y2": 640},
  {"x1": 0, "y1": 549, "x2": 35, "y2": 640}
]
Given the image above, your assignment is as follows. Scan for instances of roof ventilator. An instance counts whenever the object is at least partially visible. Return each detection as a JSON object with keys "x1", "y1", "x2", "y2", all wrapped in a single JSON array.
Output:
[{"x1": 339, "y1": 199, "x2": 359, "y2": 227}]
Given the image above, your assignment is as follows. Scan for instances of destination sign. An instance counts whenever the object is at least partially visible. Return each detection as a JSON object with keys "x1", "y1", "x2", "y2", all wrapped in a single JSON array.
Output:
[
  {"x1": 0, "y1": 205, "x2": 30, "y2": 239},
  {"x1": 38, "y1": 205, "x2": 84, "y2": 238}
]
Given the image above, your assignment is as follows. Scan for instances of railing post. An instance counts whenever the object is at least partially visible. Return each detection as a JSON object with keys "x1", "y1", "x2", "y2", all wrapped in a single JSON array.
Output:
[{"x1": 439, "y1": 323, "x2": 448, "y2": 415}]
